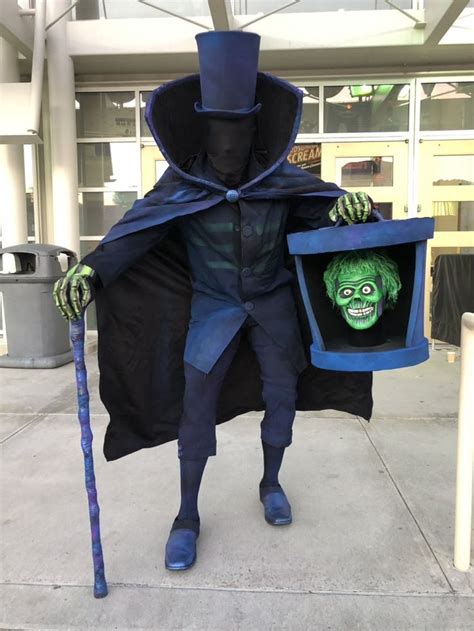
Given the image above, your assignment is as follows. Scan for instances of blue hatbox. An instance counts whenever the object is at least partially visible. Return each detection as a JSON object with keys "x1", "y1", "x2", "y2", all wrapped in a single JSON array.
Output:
[{"x1": 287, "y1": 218, "x2": 435, "y2": 372}]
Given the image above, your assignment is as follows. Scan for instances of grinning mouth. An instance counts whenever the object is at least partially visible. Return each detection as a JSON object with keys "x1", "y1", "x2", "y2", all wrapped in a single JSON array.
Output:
[{"x1": 347, "y1": 306, "x2": 375, "y2": 318}]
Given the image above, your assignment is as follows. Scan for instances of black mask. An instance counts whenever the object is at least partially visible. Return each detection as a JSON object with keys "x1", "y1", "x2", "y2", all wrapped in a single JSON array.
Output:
[{"x1": 204, "y1": 117, "x2": 257, "y2": 188}]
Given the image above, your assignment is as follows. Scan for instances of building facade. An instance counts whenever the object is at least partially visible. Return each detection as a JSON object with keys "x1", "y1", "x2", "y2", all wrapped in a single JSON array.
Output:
[{"x1": 1, "y1": 0, "x2": 473, "y2": 334}]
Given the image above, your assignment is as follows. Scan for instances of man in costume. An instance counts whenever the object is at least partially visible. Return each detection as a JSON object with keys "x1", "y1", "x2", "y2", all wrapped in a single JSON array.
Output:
[{"x1": 54, "y1": 31, "x2": 375, "y2": 571}]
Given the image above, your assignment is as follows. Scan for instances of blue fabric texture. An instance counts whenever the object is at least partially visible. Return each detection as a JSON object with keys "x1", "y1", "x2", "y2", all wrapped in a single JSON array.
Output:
[
  {"x1": 260, "y1": 442, "x2": 286, "y2": 487},
  {"x1": 178, "y1": 317, "x2": 299, "y2": 460},
  {"x1": 194, "y1": 31, "x2": 262, "y2": 118}
]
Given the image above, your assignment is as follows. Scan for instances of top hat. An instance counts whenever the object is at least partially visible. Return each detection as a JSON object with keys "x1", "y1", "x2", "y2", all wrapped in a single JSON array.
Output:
[{"x1": 194, "y1": 31, "x2": 262, "y2": 119}]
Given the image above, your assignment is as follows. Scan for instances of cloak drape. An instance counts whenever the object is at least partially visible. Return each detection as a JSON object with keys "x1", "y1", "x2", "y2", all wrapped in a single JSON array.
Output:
[{"x1": 85, "y1": 72, "x2": 373, "y2": 461}]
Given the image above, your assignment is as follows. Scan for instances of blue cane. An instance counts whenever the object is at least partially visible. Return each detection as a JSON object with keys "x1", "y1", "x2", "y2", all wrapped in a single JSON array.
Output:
[{"x1": 70, "y1": 316, "x2": 108, "y2": 598}]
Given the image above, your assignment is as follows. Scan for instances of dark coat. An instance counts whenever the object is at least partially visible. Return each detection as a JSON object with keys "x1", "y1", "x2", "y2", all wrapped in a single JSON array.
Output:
[{"x1": 82, "y1": 72, "x2": 373, "y2": 462}]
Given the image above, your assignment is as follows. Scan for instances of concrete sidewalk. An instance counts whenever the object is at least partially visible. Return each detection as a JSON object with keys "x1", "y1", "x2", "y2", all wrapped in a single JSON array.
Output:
[{"x1": 0, "y1": 343, "x2": 473, "y2": 630}]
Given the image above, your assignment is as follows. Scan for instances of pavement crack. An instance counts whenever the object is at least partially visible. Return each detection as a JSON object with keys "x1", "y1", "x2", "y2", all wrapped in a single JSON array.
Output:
[
  {"x1": 0, "y1": 414, "x2": 47, "y2": 444},
  {"x1": 2, "y1": 580, "x2": 472, "y2": 598},
  {"x1": 357, "y1": 416, "x2": 456, "y2": 594}
]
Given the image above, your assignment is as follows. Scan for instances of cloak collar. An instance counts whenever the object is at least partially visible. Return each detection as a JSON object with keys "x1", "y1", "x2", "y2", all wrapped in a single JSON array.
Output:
[{"x1": 145, "y1": 72, "x2": 303, "y2": 194}]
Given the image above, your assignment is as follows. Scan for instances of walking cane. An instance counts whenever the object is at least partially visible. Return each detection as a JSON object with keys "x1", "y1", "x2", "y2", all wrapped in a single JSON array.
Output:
[{"x1": 70, "y1": 316, "x2": 108, "y2": 598}]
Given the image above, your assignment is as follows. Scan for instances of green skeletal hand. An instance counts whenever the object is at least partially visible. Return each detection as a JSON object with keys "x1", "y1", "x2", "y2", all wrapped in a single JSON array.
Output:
[
  {"x1": 329, "y1": 192, "x2": 373, "y2": 225},
  {"x1": 53, "y1": 263, "x2": 96, "y2": 321}
]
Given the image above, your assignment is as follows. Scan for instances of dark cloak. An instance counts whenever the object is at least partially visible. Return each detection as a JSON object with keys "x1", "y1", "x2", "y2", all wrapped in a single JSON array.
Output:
[{"x1": 91, "y1": 72, "x2": 373, "y2": 461}]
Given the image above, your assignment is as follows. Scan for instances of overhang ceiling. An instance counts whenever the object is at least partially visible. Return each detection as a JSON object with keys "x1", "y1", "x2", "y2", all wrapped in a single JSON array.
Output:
[{"x1": 7, "y1": 1, "x2": 474, "y2": 81}]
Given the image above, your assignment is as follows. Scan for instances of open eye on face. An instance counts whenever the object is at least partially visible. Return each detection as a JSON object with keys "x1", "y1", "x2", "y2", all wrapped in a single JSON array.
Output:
[
  {"x1": 338, "y1": 287, "x2": 354, "y2": 299},
  {"x1": 361, "y1": 284, "x2": 375, "y2": 295}
]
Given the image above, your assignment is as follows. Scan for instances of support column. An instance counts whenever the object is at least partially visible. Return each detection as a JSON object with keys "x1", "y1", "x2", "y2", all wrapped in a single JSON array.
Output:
[
  {"x1": 0, "y1": 38, "x2": 28, "y2": 248},
  {"x1": 46, "y1": 0, "x2": 80, "y2": 256}
]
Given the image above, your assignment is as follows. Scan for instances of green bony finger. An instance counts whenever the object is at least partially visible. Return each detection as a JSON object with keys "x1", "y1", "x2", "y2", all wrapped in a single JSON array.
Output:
[
  {"x1": 70, "y1": 274, "x2": 83, "y2": 318},
  {"x1": 329, "y1": 205, "x2": 338, "y2": 222},
  {"x1": 357, "y1": 192, "x2": 370, "y2": 222},
  {"x1": 66, "y1": 263, "x2": 79, "y2": 280},
  {"x1": 349, "y1": 192, "x2": 366, "y2": 222},
  {"x1": 345, "y1": 193, "x2": 359, "y2": 224},
  {"x1": 79, "y1": 276, "x2": 91, "y2": 309},
  {"x1": 334, "y1": 198, "x2": 346, "y2": 223},
  {"x1": 58, "y1": 276, "x2": 75, "y2": 320},
  {"x1": 67, "y1": 262, "x2": 95, "y2": 280},
  {"x1": 337, "y1": 196, "x2": 353, "y2": 225},
  {"x1": 53, "y1": 278, "x2": 68, "y2": 320},
  {"x1": 59, "y1": 277, "x2": 75, "y2": 320},
  {"x1": 53, "y1": 280, "x2": 69, "y2": 320}
]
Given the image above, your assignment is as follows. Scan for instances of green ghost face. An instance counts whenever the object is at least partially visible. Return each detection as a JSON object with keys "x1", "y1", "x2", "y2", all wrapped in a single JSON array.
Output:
[{"x1": 335, "y1": 274, "x2": 384, "y2": 330}]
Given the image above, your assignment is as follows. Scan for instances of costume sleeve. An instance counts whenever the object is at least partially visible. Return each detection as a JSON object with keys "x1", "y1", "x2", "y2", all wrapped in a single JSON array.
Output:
[
  {"x1": 289, "y1": 194, "x2": 343, "y2": 231},
  {"x1": 81, "y1": 220, "x2": 176, "y2": 288}
]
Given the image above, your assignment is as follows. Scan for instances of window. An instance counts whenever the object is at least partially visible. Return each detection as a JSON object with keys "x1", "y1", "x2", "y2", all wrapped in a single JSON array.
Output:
[
  {"x1": 234, "y1": 1, "x2": 412, "y2": 13},
  {"x1": 420, "y1": 83, "x2": 474, "y2": 131},
  {"x1": 300, "y1": 87, "x2": 319, "y2": 134},
  {"x1": 79, "y1": 192, "x2": 137, "y2": 236},
  {"x1": 324, "y1": 84, "x2": 410, "y2": 133},
  {"x1": 76, "y1": 92, "x2": 136, "y2": 138},
  {"x1": 431, "y1": 201, "x2": 474, "y2": 232},
  {"x1": 336, "y1": 156, "x2": 394, "y2": 187},
  {"x1": 432, "y1": 155, "x2": 474, "y2": 186},
  {"x1": 140, "y1": 91, "x2": 153, "y2": 138},
  {"x1": 77, "y1": 143, "x2": 138, "y2": 188}
]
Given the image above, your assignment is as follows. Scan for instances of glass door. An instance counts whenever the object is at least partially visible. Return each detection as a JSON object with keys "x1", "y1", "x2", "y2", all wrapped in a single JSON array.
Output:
[
  {"x1": 141, "y1": 146, "x2": 168, "y2": 194},
  {"x1": 419, "y1": 140, "x2": 474, "y2": 338},
  {"x1": 321, "y1": 141, "x2": 409, "y2": 220}
]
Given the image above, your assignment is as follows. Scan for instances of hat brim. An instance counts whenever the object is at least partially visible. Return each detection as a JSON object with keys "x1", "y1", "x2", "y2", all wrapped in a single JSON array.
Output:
[{"x1": 193, "y1": 102, "x2": 262, "y2": 119}]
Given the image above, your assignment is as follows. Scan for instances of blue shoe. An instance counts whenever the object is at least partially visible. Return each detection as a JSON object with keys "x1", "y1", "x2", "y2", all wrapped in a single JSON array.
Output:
[
  {"x1": 260, "y1": 485, "x2": 292, "y2": 526},
  {"x1": 165, "y1": 520, "x2": 199, "y2": 571}
]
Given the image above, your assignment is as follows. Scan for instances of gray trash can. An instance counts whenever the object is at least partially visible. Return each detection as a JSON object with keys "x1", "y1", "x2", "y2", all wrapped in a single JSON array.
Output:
[{"x1": 0, "y1": 244, "x2": 77, "y2": 368}]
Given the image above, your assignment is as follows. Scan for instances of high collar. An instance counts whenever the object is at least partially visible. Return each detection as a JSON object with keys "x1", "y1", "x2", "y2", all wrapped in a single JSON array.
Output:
[{"x1": 145, "y1": 72, "x2": 303, "y2": 193}]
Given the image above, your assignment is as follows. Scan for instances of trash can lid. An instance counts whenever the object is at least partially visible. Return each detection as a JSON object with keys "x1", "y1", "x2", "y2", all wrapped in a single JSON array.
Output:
[
  {"x1": 0, "y1": 243, "x2": 77, "y2": 281},
  {"x1": 0, "y1": 243, "x2": 76, "y2": 257}
]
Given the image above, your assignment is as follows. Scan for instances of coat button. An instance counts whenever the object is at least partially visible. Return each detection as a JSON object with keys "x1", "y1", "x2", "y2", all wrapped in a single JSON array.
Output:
[
  {"x1": 241, "y1": 267, "x2": 252, "y2": 277},
  {"x1": 244, "y1": 301, "x2": 254, "y2": 311},
  {"x1": 226, "y1": 189, "x2": 239, "y2": 203},
  {"x1": 242, "y1": 225, "x2": 253, "y2": 237}
]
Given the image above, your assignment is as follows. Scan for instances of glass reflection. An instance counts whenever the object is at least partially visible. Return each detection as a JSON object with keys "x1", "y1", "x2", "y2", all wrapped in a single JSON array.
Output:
[
  {"x1": 420, "y1": 83, "x2": 474, "y2": 131},
  {"x1": 336, "y1": 156, "x2": 394, "y2": 187},
  {"x1": 300, "y1": 87, "x2": 319, "y2": 133},
  {"x1": 76, "y1": 92, "x2": 136, "y2": 138},
  {"x1": 77, "y1": 143, "x2": 138, "y2": 188},
  {"x1": 234, "y1": 1, "x2": 412, "y2": 14},
  {"x1": 26, "y1": 193, "x2": 35, "y2": 238},
  {"x1": 79, "y1": 191, "x2": 137, "y2": 236},
  {"x1": 433, "y1": 155, "x2": 474, "y2": 186},
  {"x1": 74, "y1": 0, "x2": 210, "y2": 20},
  {"x1": 432, "y1": 201, "x2": 474, "y2": 232},
  {"x1": 140, "y1": 91, "x2": 153, "y2": 137},
  {"x1": 24, "y1": 145, "x2": 35, "y2": 239},
  {"x1": 324, "y1": 84, "x2": 410, "y2": 133},
  {"x1": 432, "y1": 247, "x2": 474, "y2": 264}
]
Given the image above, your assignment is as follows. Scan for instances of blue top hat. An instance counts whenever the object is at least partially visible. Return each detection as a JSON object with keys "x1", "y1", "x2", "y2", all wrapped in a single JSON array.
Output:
[{"x1": 194, "y1": 31, "x2": 262, "y2": 119}]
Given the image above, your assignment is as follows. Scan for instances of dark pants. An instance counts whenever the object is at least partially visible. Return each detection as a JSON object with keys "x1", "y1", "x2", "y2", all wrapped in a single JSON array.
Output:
[{"x1": 178, "y1": 317, "x2": 299, "y2": 460}]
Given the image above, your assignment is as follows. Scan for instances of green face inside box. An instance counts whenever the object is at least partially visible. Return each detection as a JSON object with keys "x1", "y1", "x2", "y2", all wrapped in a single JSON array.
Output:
[{"x1": 324, "y1": 250, "x2": 402, "y2": 331}]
